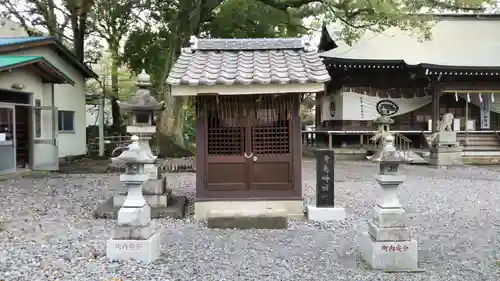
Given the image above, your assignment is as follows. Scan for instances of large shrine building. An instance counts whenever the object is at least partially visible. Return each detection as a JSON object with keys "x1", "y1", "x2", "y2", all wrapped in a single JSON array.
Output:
[{"x1": 314, "y1": 14, "x2": 500, "y2": 161}]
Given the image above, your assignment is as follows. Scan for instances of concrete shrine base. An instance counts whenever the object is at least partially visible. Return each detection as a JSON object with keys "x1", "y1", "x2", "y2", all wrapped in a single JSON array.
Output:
[
  {"x1": 107, "y1": 232, "x2": 161, "y2": 263},
  {"x1": 358, "y1": 232, "x2": 420, "y2": 271},
  {"x1": 207, "y1": 209, "x2": 288, "y2": 229},
  {"x1": 194, "y1": 199, "x2": 304, "y2": 221},
  {"x1": 306, "y1": 205, "x2": 346, "y2": 221},
  {"x1": 93, "y1": 195, "x2": 187, "y2": 219}
]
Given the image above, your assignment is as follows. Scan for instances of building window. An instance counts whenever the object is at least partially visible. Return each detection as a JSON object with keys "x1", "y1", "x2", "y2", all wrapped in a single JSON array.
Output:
[
  {"x1": 35, "y1": 99, "x2": 41, "y2": 138},
  {"x1": 58, "y1": 110, "x2": 75, "y2": 132}
]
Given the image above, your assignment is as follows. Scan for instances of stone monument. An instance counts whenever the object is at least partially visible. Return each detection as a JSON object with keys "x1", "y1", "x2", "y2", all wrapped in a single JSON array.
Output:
[
  {"x1": 429, "y1": 113, "x2": 463, "y2": 166},
  {"x1": 106, "y1": 135, "x2": 160, "y2": 263},
  {"x1": 358, "y1": 134, "x2": 420, "y2": 271},
  {"x1": 306, "y1": 148, "x2": 346, "y2": 221}
]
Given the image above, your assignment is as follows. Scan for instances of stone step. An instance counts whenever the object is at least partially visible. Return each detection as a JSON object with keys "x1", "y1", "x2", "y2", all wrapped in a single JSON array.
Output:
[
  {"x1": 462, "y1": 146, "x2": 500, "y2": 151},
  {"x1": 459, "y1": 141, "x2": 500, "y2": 147},
  {"x1": 206, "y1": 209, "x2": 288, "y2": 229},
  {"x1": 457, "y1": 136, "x2": 499, "y2": 140},
  {"x1": 462, "y1": 156, "x2": 500, "y2": 164}
]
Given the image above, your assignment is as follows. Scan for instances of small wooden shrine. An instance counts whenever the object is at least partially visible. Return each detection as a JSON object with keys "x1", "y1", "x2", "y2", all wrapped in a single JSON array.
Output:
[{"x1": 167, "y1": 36, "x2": 330, "y2": 219}]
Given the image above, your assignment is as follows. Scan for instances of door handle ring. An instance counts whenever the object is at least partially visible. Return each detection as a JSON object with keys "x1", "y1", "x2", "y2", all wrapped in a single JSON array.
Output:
[{"x1": 244, "y1": 152, "x2": 253, "y2": 159}]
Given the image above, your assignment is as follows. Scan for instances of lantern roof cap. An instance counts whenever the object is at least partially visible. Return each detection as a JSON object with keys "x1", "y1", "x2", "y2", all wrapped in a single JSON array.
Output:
[
  {"x1": 368, "y1": 134, "x2": 412, "y2": 163},
  {"x1": 117, "y1": 70, "x2": 164, "y2": 112},
  {"x1": 111, "y1": 135, "x2": 156, "y2": 165}
]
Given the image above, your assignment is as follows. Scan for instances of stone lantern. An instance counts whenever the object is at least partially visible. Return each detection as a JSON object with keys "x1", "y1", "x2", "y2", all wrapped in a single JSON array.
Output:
[
  {"x1": 368, "y1": 114, "x2": 395, "y2": 161},
  {"x1": 111, "y1": 70, "x2": 172, "y2": 214},
  {"x1": 117, "y1": 69, "x2": 164, "y2": 180},
  {"x1": 106, "y1": 135, "x2": 160, "y2": 263},
  {"x1": 358, "y1": 134, "x2": 420, "y2": 270},
  {"x1": 374, "y1": 114, "x2": 394, "y2": 133}
]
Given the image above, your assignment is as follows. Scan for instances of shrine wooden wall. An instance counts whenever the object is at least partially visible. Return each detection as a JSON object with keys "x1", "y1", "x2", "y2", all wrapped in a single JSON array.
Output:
[{"x1": 321, "y1": 93, "x2": 500, "y2": 131}]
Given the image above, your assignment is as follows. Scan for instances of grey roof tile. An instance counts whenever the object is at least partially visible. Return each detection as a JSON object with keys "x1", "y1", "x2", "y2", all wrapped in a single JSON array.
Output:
[{"x1": 166, "y1": 37, "x2": 331, "y2": 86}]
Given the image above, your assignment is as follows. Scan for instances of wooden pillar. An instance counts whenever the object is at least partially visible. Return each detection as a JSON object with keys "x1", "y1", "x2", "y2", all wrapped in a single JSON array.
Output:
[
  {"x1": 431, "y1": 86, "x2": 441, "y2": 133},
  {"x1": 315, "y1": 90, "x2": 324, "y2": 129}
]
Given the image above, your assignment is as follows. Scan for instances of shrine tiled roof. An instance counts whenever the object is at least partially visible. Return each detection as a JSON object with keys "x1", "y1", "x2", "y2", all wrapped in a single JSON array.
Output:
[
  {"x1": 321, "y1": 15, "x2": 500, "y2": 73},
  {"x1": 166, "y1": 37, "x2": 331, "y2": 86}
]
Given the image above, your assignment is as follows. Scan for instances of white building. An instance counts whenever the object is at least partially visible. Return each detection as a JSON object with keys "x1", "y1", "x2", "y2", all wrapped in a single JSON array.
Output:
[{"x1": 0, "y1": 30, "x2": 97, "y2": 173}]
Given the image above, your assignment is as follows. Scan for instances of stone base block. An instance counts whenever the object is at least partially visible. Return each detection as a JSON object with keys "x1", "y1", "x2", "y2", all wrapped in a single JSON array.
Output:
[
  {"x1": 117, "y1": 205, "x2": 151, "y2": 226},
  {"x1": 115, "y1": 178, "x2": 167, "y2": 195},
  {"x1": 107, "y1": 231, "x2": 160, "y2": 264},
  {"x1": 306, "y1": 205, "x2": 346, "y2": 221},
  {"x1": 368, "y1": 222, "x2": 410, "y2": 241},
  {"x1": 435, "y1": 131, "x2": 457, "y2": 144},
  {"x1": 429, "y1": 151, "x2": 463, "y2": 166},
  {"x1": 113, "y1": 192, "x2": 171, "y2": 208},
  {"x1": 113, "y1": 223, "x2": 154, "y2": 239},
  {"x1": 373, "y1": 205, "x2": 406, "y2": 228},
  {"x1": 207, "y1": 209, "x2": 288, "y2": 229},
  {"x1": 143, "y1": 178, "x2": 167, "y2": 195},
  {"x1": 358, "y1": 232, "x2": 418, "y2": 270},
  {"x1": 93, "y1": 196, "x2": 187, "y2": 219},
  {"x1": 144, "y1": 164, "x2": 160, "y2": 180}
]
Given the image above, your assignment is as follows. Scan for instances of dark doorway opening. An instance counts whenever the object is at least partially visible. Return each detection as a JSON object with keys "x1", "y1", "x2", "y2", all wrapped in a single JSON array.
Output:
[{"x1": 0, "y1": 90, "x2": 31, "y2": 168}]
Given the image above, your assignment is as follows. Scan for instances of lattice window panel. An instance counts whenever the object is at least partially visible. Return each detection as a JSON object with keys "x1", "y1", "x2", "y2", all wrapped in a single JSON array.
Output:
[
  {"x1": 208, "y1": 127, "x2": 244, "y2": 155},
  {"x1": 252, "y1": 126, "x2": 289, "y2": 155}
]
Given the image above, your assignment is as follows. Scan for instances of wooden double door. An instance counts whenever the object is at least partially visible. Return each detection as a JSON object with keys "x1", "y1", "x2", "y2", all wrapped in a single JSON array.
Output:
[{"x1": 202, "y1": 95, "x2": 295, "y2": 196}]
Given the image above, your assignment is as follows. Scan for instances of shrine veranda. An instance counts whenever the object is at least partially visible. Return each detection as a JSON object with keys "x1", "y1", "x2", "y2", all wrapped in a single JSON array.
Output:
[{"x1": 1, "y1": 159, "x2": 500, "y2": 280}]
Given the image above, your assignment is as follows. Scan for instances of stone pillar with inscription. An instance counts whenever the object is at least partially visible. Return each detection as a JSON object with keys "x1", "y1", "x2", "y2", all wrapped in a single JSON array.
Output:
[
  {"x1": 358, "y1": 134, "x2": 420, "y2": 270},
  {"x1": 106, "y1": 135, "x2": 161, "y2": 263},
  {"x1": 306, "y1": 148, "x2": 346, "y2": 221}
]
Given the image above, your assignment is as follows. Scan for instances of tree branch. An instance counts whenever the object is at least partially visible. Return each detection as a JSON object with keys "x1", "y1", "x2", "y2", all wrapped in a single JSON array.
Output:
[
  {"x1": 257, "y1": 0, "x2": 322, "y2": 10},
  {"x1": 0, "y1": 1, "x2": 32, "y2": 32}
]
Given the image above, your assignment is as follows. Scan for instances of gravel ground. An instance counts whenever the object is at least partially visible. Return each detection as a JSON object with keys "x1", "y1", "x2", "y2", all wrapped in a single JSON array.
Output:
[{"x1": 1, "y1": 160, "x2": 500, "y2": 280}]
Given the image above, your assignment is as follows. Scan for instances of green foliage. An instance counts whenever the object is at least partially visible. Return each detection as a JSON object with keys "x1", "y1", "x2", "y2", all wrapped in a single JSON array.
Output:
[
  {"x1": 317, "y1": 0, "x2": 491, "y2": 44},
  {"x1": 86, "y1": 54, "x2": 137, "y2": 100},
  {"x1": 122, "y1": 27, "x2": 172, "y2": 97},
  {"x1": 182, "y1": 99, "x2": 196, "y2": 145},
  {"x1": 207, "y1": 0, "x2": 307, "y2": 38},
  {"x1": 0, "y1": 0, "x2": 94, "y2": 61}
]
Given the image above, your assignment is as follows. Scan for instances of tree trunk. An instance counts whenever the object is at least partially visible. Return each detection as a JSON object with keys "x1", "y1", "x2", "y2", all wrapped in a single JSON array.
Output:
[
  {"x1": 74, "y1": 15, "x2": 87, "y2": 63},
  {"x1": 70, "y1": 11, "x2": 86, "y2": 63},
  {"x1": 110, "y1": 48, "x2": 121, "y2": 132}
]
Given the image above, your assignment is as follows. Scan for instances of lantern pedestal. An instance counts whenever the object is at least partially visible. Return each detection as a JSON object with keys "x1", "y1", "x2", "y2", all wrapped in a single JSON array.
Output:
[
  {"x1": 358, "y1": 233, "x2": 418, "y2": 270},
  {"x1": 358, "y1": 169, "x2": 419, "y2": 270},
  {"x1": 107, "y1": 232, "x2": 161, "y2": 264},
  {"x1": 106, "y1": 136, "x2": 161, "y2": 263}
]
